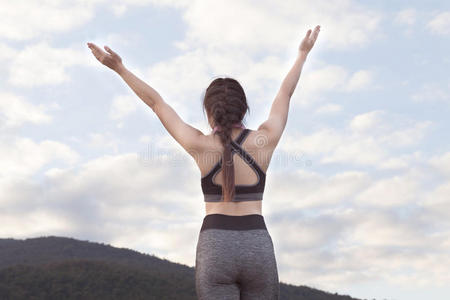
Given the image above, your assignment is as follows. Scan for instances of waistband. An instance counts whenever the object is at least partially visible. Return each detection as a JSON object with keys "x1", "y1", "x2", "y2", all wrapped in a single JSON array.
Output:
[{"x1": 200, "y1": 214, "x2": 267, "y2": 232}]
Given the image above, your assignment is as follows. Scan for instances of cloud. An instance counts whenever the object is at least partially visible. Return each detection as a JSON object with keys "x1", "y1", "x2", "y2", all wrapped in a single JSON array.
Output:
[
  {"x1": 411, "y1": 81, "x2": 450, "y2": 103},
  {"x1": 355, "y1": 171, "x2": 425, "y2": 207},
  {"x1": 0, "y1": 151, "x2": 202, "y2": 264},
  {"x1": 7, "y1": 41, "x2": 89, "y2": 87},
  {"x1": 0, "y1": 0, "x2": 99, "y2": 41},
  {"x1": 265, "y1": 164, "x2": 450, "y2": 290},
  {"x1": 2, "y1": 31, "x2": 140, "y2": 88},
  {"x1": 0, "y1": 92, "x2": 53, "y2": 130},
  {"x1": 280, "y1": 110, "x2": 432, "y2": 168},
  {"x1": 345, "y1": 70, "x2": 373, "y2": 92},
  {"x1": 0, "y1": 136, "x2": 80, "y2": 179},
  {"x1": 426, "y1": 11, "x2": 450, "y2": 35},
  {"x1": 176, "y1": 0, "x2": 382, "y2": 53},
  {"x1": 109, "y1": 95, "x2": 139, "y2": 121},
  {"x1": 0, "y1": 0, "x2": 190, "y2": 40},
  {"x1": 109, "y1": 0, "x2": 189, "y2": 15},
  {"x1": 0, "y1": 209, "x2": 73, "y2": 238},
  {"x1": 429, "y1": 151, "x2": 450, "y2": 178},
  {"x1": 295, "y1": 65, "x2": 375, "y2": 105},
  {"x1": 421, "y1": 180, "x2": 450, "y2": 216},
  {"x1": 76, "y1": 0, "x2": 381, "y2": 118},
  {"x1": 349, "y1": 110, "x2": 385, "y2": 132},
  {"x1": 265, "y1": 169, "x2": 371, "y2": 211},
  {"x1": 394, "y1": 8, "x2": 417, "y2": 26},
  {"x1": 314, "y1": 103, "x2": 342, "y2": 115},
  {"x1": 1, "y1": 131, "x2": 448, "y2": 292},
  {"x1": 0, "y1": 43, "x2": 16, "y2": 62},
  {"x1": 86, "y1": 132, "x2": 121, "y2": 153}
]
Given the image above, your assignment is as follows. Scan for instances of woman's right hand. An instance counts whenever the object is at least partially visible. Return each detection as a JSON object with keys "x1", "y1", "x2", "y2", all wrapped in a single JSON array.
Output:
[{"x1": 299, "y1": 25, "x2": 320, "y2": 56}]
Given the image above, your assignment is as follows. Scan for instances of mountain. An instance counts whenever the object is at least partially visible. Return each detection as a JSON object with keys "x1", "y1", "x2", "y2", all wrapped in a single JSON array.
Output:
[{"x1": 0, "y1": 236, "x2": 362, "y2": 300}]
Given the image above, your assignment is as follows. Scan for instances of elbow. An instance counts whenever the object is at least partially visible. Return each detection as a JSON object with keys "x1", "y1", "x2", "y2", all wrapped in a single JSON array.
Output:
[
  {"x1": 149, "y1": 101, "x2": 158, "y2": 113},
  {"x1": 148, "y1": 97, "x2": 162, "y2": 112}
]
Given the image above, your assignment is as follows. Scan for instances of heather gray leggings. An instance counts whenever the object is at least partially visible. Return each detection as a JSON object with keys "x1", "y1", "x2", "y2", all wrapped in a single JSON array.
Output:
[{"x1": 195, "y1": 214, "x2": 280, "y2": 299}]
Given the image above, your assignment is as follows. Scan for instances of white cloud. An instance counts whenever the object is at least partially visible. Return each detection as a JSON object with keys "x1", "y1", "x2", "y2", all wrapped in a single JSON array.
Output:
[
  {"x1": 0, "y1": 136, "x2": 80, "y2": 179},
  {"x1": 345, "y1": 69, "x2": 373, "y2": 92},
  {"x1": 109, "y1": 95, "x2": 138, "y2": 120},
  {"x1": 378, "y1": 120, "x2": 432, "y2": 148},
  {"x1": 411, "y1": 81, "x2": 450, "y2": 103},
  {"x1": 314, "y1": 103, "x2": 342, "y2": 115},
  {"x1": 8, "y1": 41, "x2": 89, "y2": 87},
  {"x1": 0, "y1": 92, "x2": 52, "y2": 129},
  {"x1": 377, "y1": 151, "x2": 423, "y2": 170},
  {"x1": 297, "y1": 66, "x2": 375, "y2": 105},
  {"x1": 2, "y1": 32, "x2": 139, "y2": 88},
  {"x1": 420, "y1": 181, "x2": 450, "y2": 223},
  {"x1": 265, "y1": 169, "x2": 371, "y2": 210},
  {"x1": 429, "y1": 151, "x2": 450, "y2": 178},
  {"x1": 110, "y1": 3, "x2": 128, "y2": 16},
  {"x1": 301, "y1": 65, "x2": 349, "y2": 93},
  {"x1": 0, "y1": 0, "x2": 99, "y2": 41},
  {"x1": 86, "y1": 132, "x2": 121, "y2": 153},
  {"x1": 0, "y1": 0, "x2": 190, "y2": 40},
  {"x1": 1, "y1": 138, "x2": 449, "y2": 292},
  {"x1": 0, "y1": 43, "x2": 16, "y2": 61},
  {"x1": 280, "y1": 110, "x2": 432, "y2": 167},
  {"x1": 112, "y1": 0, "x2": 188, "y2": 10},
  {"x1": 322, "y1": 135, "x2": 387, "y2": 165},
  {"x1": 143, "y1": 47, "x2": 290, "y2": 111},
  {"x1": 355, "y1": 171, "x2": 424, "y2": 207},
  {"x1": 349, "y1": 110, "x2": 386, "y2": 132},
  {"x1": 1, "y1": 151, "x2": 202, "y2": 261},
  {"x1": 138, "y1": 135, "x2": 152, "y2": 144},
  {"x1": 0, "y1": 209, "x2": 73, "y2": 238},
  {"x1": 87, "y1": 1, "x2": 382, "y2": 115},
  {"x1": 394, "y1": 8, "x2": 417, "y2": 26},
  {"x1": 427, "y1": 11, "x2": 450, "y2": 35},
  {"x1": 268, "y1": 180, "x2": 450, "y2": 290},
  {"x1": 177, "y1": 0, "x2": 382, "y2": 53}
]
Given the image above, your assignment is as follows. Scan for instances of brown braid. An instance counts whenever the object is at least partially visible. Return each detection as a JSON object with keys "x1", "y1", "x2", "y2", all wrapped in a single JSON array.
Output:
[{"x1": 202, "y1": 77, "x2": 250, "y2": 202}]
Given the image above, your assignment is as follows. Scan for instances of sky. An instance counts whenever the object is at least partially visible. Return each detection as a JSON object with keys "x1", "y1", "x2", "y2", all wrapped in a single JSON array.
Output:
[{"x1": 1, "y1": 0, "x2": 449, "y2": 299}]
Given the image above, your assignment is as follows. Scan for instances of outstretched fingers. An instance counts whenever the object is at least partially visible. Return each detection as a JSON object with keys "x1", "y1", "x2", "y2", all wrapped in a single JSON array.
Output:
[
  {"x1": 88, "y1": 43, "x2": 104, "y2": 54},
  {"x1": 311, "y1": 25, "x2": 320, "y2": 41},
  {"x1": 104, "y1": 45, "x2": 117, "y2": 57},
  {"x1": 89, "y1": 43, "x2": 115, "y2": 65},
  {"x1": 305, "y1": 29, "x2": 312, "y2": 39}
]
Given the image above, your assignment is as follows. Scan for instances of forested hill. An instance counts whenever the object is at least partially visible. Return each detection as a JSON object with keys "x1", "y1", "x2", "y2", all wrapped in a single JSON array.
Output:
[{"x1": 0, "y1": 236, "x2": 362, "y2": 300}]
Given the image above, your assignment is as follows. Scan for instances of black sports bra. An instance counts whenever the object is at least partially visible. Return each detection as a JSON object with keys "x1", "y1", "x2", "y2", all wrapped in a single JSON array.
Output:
[{"x1": 201, "y1": 128, "x2": 266, "y2": 202}]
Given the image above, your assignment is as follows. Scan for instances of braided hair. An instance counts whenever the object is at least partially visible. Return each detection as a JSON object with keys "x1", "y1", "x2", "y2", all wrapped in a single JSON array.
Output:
[{"x1": 202, "y1": 77, "x2": 250, "y2": 202}]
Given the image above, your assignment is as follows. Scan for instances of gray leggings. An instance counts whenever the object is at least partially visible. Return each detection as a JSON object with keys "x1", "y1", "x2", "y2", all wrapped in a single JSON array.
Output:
[{"x1": 195, "y1": 214, "x2": 280, "y2": 299}]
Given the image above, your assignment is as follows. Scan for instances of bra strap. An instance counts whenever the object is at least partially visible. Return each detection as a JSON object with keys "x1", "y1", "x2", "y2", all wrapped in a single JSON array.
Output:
[
  {"x1": 208, "y1": 129, "x2": 250, "y2": 169},
  {"x1": 230, "y1": 130, "x2": 265, "y2": 175},
  {"x1": 235, "y1": 128, "x2": 250, "y2": 145}
]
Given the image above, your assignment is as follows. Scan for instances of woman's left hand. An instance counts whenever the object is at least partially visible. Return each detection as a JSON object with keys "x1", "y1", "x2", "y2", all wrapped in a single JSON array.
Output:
[{"x1": 87, "y1": 42, "x2": 124, "y2": 73}]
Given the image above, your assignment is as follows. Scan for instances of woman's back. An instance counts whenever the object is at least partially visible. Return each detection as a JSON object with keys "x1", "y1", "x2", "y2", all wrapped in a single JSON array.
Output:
[{"x1": 196, "y1": 127, "x2": 280, "y2": 216}]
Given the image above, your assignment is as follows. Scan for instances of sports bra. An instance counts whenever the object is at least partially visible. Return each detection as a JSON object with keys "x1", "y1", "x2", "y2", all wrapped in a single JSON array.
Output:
[{"x1": 201, "y1": 128, "x2": 266, "y2": 202}]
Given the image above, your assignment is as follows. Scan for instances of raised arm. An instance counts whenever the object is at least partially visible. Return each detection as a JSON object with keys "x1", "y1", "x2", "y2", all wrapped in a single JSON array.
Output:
[
  {"x1": 87, "y1": 43, "x2": 204, "y2": 157},
  {"x1": 257, "y1": 25, "x2": 320, "y2": 147}
]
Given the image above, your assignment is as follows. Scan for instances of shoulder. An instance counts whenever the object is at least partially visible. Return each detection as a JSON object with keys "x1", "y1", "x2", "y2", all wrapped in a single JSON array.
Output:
[
  {"x1": 247, "y1": 128, "x2": 280, "y2": 150},
  {"x1": 187, "y1": 131, "x2": 220, "y2": 157}
]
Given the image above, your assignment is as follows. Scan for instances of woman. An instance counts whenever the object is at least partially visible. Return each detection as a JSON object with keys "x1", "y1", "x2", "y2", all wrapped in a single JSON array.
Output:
[{"x1": 88, "y1": 24, "x2": 320, "y2": 299}]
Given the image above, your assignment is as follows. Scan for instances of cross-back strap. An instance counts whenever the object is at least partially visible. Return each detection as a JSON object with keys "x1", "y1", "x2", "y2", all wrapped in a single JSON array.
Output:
[
  {"x1": 207, "y1": 128, "x2": 254, "y2": 169},
  {"x1": 234, "y1": 128, "x2": 250, "y2": 145},
  {"x1": 230, "y1": 129, "x2": 265, "y2": 175}
]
